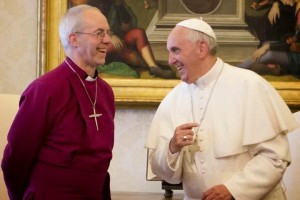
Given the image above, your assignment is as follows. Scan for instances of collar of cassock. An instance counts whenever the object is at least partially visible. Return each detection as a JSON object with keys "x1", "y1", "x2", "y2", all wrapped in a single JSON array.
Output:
[
  {"x1": 85, "y1": 74, "x2": 97, "y2": 82},
  {"x1": 66, "y1": 57, "x2": 98, "y2": 82},
  {"x1": 193, "y1": 58, "x2": 222, "y2": 87}
]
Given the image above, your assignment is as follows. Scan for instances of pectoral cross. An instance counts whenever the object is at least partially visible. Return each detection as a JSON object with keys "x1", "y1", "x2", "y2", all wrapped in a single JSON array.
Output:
[{"x1": 89, "y1": 107, "x2": 102, "y2": 131}]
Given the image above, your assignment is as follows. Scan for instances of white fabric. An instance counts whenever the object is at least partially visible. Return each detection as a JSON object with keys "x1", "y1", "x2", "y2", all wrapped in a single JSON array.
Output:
[
  {"x1": 145, "y1": 58, "x2": 298, "y2": 155},
  {"x1": 283, "y1": 111, "x2": 300, "y2": 200},
  {"x1": 145, "y1": 58, "x2": 298, "y2": 200},
  {"x1": 176, "y1": 18, "x2": 216, "y2": 39}
]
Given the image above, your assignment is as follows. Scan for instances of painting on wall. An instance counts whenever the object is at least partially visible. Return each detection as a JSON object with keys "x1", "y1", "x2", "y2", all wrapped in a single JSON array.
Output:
[
  {"x1": 68, "y1": 0, "x2": 178, "y2": 80},
  {"x1": 39, "y1": 0, "x2": 300, "y2": 110}
]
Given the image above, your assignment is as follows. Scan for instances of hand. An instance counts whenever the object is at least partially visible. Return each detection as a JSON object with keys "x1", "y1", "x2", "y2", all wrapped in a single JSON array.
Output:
[
  {"x1": 252, "y1": 43, "x2": 270, "y2": 61},
  {"x1": 286, "y1": 36, "x2": 297, "y2": 45},
  {"x1": 268, "y1": 2, "x2": 280, "y2": 25},
  {"x1": 110, "y1": 35, "x2": 124, "y2": 53},
  {"x1": 281, "y1": 0, "x2": 295, "y2": 6},
  {"x1": 250, "y1": 2, "x2": 258, "y2": 10},
  {"x1": 202, "y1": 185, "x2": 234, "y2": 200},
  {"x1": 169, "y1": 123, "x2": 199, "y2": 154}
]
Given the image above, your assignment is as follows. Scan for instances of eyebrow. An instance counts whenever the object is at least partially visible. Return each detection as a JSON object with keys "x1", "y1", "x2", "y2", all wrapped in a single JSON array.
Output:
[{"x1": 95, "y1": 28, "x2": 110, "y2": 32}]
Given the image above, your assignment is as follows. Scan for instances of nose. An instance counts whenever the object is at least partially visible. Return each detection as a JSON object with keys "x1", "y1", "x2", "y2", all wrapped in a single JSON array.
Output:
[
  {"x1": 102, "y1": 33, "x2": 112, "y2": 44},
  {"x1": 168, "y1": 53, "x2": 176, "y2": 65}
]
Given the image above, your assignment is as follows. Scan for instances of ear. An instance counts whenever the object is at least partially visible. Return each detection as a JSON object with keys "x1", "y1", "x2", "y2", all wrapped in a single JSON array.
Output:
[
  {"x1": 198, "y1": 40, "x2": 209, "y2": 59},
  {"x1": 69, "y1": 33, "x2": 80, "y2": 47}
]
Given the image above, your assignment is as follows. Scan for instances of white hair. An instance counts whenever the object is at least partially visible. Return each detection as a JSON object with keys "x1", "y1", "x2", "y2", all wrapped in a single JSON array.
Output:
[
  {"x1": 59, "y1": 5, "x2": 101, "y2": 51},
  {"x1": 185, "y1": 29, "x2": 218, "y2": 55}
]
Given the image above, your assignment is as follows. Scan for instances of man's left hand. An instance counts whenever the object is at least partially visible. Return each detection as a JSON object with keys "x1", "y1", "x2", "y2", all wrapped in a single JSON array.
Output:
[{"x1": 202, "y1": 184, "x2": 234, "y2": 200}]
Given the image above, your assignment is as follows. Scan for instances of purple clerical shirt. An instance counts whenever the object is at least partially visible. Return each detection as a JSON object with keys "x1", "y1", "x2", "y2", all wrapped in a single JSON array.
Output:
[{"x1": 1, "y1": 57, "x2": 115, "y2": 200}]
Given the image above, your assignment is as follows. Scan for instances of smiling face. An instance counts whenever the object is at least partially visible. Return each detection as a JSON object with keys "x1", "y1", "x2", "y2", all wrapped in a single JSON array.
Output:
[
  {"x1": 167, "y1": 26, "x2": 202, "y2": 84},
  {"x1": 70, "y1": 9, "x2": 111, "y2": 69}
]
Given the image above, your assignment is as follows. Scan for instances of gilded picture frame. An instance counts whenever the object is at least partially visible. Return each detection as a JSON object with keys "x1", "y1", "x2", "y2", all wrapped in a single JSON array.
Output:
[{"x1": 38, "y1": 0, "x2": 300, "y2": 111}]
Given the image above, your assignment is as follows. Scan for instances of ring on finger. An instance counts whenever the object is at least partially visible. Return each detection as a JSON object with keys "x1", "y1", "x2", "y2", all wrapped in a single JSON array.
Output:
[{"x1": 183, "y1": 135, "x2": 188, "y2": 141}]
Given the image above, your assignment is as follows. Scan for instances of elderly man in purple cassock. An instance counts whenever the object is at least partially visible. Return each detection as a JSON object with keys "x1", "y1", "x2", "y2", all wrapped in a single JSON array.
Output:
[{"x1": 1, "y1": 5, "x2": 115, "y2": 200}]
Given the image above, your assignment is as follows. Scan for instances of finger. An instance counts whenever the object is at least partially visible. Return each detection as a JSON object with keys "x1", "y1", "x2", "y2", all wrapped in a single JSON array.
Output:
[
  {"x1": 271, "y1": 15, "x2": 275, "y2": 25},
  {"x1": 268, "y1": 15, "x2": 272, "y2": 24},
  {"x1": 203, "y1": 187, "x2": 214, "y2": 197},
  {"x1": 174, "y1": 130, "x2": 193, "y2": 142},
  {"x1": 176, "y1": 128, "x2": 197, "y2": 141},
  {"x1": 252, "y1": 53, "x2": 258, "y2": 61},
  {"x1": 170, "y1": 133, "x2": 194, "y2": 153},
  {"x1": 183, "y1": 135, "x2": 188, "y2": 141},
  {"x1": 182, "y1": 134, "x2": 194, "y2": 142},
  {"x1": 178, "y1": 123, "x2": 199, "y2": 130}
]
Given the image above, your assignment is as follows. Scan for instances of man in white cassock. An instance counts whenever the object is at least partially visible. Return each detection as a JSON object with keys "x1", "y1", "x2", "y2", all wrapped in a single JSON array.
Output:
[{"x1": 145, "y1": 18, "x2": 299, "y2": 200}]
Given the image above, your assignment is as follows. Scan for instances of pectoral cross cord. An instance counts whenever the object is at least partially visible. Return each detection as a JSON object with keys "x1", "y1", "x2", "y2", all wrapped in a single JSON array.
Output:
[
  {"x1": 65, "y1": 60, "x2": 102, "y2": 131},
  {"x1": 189, "y1": 63, "x2": 224, "y2": 163}
]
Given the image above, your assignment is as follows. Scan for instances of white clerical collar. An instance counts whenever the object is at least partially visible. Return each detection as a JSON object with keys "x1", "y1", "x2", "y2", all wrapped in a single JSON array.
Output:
[
  {"x1": 85, "y1": 76, "x2": 97, "y2": 82},
  {"x1": 194, "y1": 58, "x2": 223, "y2": 87}
]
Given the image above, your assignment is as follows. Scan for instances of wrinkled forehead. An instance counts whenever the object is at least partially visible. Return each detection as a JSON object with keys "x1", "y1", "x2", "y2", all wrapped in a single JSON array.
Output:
[
  {"x1": 81, "y1": 9, "x2": 110, "y2": 30},
  {"x1": 167, "y1": 26, "x2": 188, "y2": 48}
]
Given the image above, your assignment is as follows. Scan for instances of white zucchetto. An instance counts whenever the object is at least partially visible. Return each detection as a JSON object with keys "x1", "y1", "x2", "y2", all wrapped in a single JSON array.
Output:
[{"x1": 176, "y1": 18, "x2": 216, "y2": 40}]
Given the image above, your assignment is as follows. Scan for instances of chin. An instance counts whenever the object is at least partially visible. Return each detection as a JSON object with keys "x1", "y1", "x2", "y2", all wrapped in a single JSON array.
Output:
[
  {"x1": 179, "y1": 73, "x2": 189, "y2": 83},
  {"x1": 180, "y1": 77, "x2": 189, "y2": 83},
  {"x1": 96, "y1": 59, "x2": 105, "y2": 66}
]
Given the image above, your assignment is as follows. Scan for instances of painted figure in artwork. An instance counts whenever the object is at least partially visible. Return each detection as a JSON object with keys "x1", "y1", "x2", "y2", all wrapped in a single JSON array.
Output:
[
  {"x1": 240, "y1": 0, "x2": 300, "y2": 77},
  {"x1": 180, "y1": 0, "x2": 222, "y2": 14},
  {"x1": 250, "y1": 0, "x2": 272, "y2": 10},
  {"x1": 246, "y1": 0, "x2": 296, "y2": 46}
]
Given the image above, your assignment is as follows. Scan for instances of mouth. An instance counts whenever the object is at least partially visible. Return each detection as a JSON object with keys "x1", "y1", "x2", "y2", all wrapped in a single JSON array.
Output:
[
  {"x1": 176, "y1": 65, "x2": 183, "y2": 72},
  {"x1": 96, "y1": 47, "x2": 107, "y2": 54}
]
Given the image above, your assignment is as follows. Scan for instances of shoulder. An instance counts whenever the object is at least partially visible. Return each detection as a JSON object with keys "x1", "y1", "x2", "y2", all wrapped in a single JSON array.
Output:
[
  {"x1": 97, "y1": 77, "x2": 114, "y2": 97},
  {"x1": 212, "y1": 62, "x2": 279, "y2": 104},
  {"x1": 218, "y1": 63, "x2": 284, "y2": 109},
  {"x1": 34, "y1": 65, "x2": 69, "y2": 87},
  {"x1": 165, "y1": 82, "x2": 189, "y2": 98},
  {"x1": 159, "y1": 82, "x2": 190, "y2": 108},
  {"x1": 23, "y1": 65, "x2": 72, "y2": 97},
  {"x1": 222, "y1": 63, "x2": 270, "y2": 87}
]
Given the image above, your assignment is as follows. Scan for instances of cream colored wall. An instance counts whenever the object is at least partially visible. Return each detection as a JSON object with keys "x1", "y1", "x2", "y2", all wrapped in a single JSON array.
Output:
[
  {"x1": 0, "y1": 0, "x2": 163, "y2": 194},
  {"x1": 109, "y1": 109, "x2": 162, "y2": 193},
  {"x1": 0, "y1": 1, "x2": 38, "y2": 94}
]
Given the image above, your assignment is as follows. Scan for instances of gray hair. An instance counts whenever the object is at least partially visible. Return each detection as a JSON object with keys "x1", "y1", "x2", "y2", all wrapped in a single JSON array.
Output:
[
  {"x1": 59, "y1": 5, "x2": 101, "y2": 51},
  {"x1": 185, "y1": 29, "x2": 218, "y2": 55}
]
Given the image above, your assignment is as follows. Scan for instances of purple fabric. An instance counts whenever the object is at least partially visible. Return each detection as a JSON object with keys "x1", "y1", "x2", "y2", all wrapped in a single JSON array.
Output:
[{"x1": 1, "y1": 57, "x2": 115, "y2": 200}]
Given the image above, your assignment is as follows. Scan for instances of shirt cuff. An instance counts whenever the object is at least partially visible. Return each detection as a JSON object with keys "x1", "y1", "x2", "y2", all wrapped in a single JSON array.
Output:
[{"x1": 167, "y1": 148, "x2": 180, "y2": 170}]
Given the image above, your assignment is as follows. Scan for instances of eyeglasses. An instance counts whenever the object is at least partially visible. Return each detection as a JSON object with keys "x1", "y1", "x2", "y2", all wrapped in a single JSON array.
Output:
[{"x1": 74, "y1": 29, "x2": 113, "y2": 40}]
